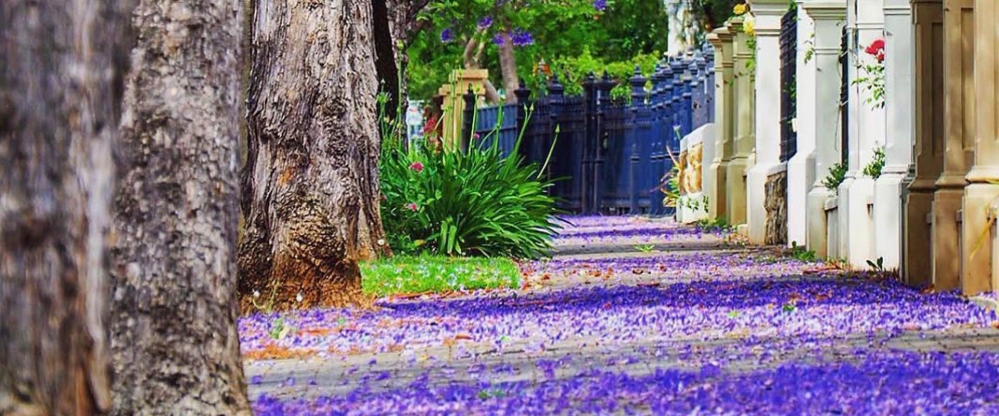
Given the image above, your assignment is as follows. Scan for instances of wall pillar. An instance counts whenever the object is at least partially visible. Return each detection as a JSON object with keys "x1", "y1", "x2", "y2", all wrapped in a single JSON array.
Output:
[
  {"x1": 872, "y1": 0, "x2": 915, "y2": 270},
  {"x1": 904, "y1": 0, "x2": 944, "y2": 288},
  {"x1": 746, "y1": 0, "x2": 789, "y2": 244},
  {"x1": 708, "y1": 29, "x2": 735, "y2": 222},
  {"x1": 803, "y1": 1, "x2": 847, "y2": 257},
  {"x1": 787, "y1": 2, "x2": 816, "y2": 247},
  {"x1": 961, "y1": 0, "x2": 999, "y2": 295},
  {"x1": 931, "y1": 0, "x2": 974, "y2": 291},
  {"x1": 726, "y1": 17, "x2": 755, "y2": 228},
  {"x1": 838, "y1": 0, "x2": 884, "y2": 268}
]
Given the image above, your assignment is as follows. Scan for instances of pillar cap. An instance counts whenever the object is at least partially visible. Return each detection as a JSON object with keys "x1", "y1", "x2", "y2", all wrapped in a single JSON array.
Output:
[
  {"x1": 802, "y1": 1, "x2": 847, "y2": 20},
  {"x1": 748, "y1": 0, "x2": 794, "y2": 16}
]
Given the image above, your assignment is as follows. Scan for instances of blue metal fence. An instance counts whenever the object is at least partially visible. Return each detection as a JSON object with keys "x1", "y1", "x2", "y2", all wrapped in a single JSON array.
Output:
[{"x1": 464, "y1": 45, "x2": 716, "y2": 215}]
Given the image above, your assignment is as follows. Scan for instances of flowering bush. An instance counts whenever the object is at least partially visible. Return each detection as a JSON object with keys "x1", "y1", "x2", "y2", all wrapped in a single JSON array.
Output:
[
  {"x1": 379, "y1": 105, "x2": 560, "y2": 258},
  {"x1": 853, "y1": 38, "x2": 886, "y2": 109}
]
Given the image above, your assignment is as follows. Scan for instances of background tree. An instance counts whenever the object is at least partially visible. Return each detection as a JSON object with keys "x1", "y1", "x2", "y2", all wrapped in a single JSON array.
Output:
[
  {"x1": 374, "y1": 0, "x2": 434, "y2": 121},
  {"x1": 109, "y1": 0, "x2": 251, "y2": 413},
  {"x1": 0, "y1": 0, "x2": 131, "y2": 413},
  {"x1": 405, "y1": 0, "x2": 669, "y2": 101},
  {"x1": 239, "y1": 0, "x2": 389, "y2": 310}
]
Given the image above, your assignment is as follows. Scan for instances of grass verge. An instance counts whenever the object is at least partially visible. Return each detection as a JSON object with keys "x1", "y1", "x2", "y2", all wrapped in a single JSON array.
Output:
[{"x1": 360, "y1": 255, "x2": 521, "y2": 297}]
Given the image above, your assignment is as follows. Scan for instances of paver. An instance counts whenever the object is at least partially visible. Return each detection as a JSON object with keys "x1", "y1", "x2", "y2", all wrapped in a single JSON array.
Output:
[{"x1": 244, "y1": 217, "x2": 999, "y2": 415}]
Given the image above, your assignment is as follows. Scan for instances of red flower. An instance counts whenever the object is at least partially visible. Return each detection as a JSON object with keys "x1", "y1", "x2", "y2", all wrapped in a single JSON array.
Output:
[
  {"x1": 406, "y1": 203, "x2": 418, "y2": 211},
  {"x1": 409, "y1": 161, "x2": 424, "y2": 173},
  {"x1": 865, "y1": 39, "x2": 885, "y2": 62}
]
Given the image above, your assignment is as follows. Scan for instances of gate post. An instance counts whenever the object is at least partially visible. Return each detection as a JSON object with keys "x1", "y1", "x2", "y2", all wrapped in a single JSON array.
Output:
[{"x1": 582, "y1": 73, "x2": 598, "y2": 214}]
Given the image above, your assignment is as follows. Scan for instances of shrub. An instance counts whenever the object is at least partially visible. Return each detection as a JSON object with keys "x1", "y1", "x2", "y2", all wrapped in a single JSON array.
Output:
[
  {"x1": 863, "y1": 144, "x2": 885, "y2": 179},
  {"x1": 379, "y1": 106, "x2": 560, "y2": 259},
  {"x1": 823, "y1": 162, "x2": 848, "y2": 192}
]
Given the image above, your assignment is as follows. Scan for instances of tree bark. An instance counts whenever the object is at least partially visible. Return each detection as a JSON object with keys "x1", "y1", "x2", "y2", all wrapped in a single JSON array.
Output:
[
  {"x1": 109, "y1": 0, "x2": 251, "y2": 414},
  {"x1": 497, "y1": 32, "x2": 520, "y2": 104},
  {"x1": 240, "y1": 0, "x2": 389, "y2": 311},
  {"x1": 374, "y1": 0, "x2": 434, "y2": 121},
  {"x1": 0, "y1": 0, "x2": 131, "y2": 414},
  {"x1": 462, "y1": 36, "x2": 503, "y2": 104}
]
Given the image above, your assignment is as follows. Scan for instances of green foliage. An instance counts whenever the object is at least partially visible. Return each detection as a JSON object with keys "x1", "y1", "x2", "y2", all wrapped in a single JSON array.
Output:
[
  {"x1": 863, "y1": 144, "x2": 886, "y2": 179},
  {"x1": 823, "y1": 162, "x2": 848, "y2": 193},
  {"x1": 539, "y1": 49, "x2": 663, "y2": 102},
  {"x1": 660, "y1": 127, "x2": 684, "y2": 208},
  {"x1": 360, "y1": 255, "x2": 520, "y2": 296},
  {"x1": 788, "y1": 241, "x2": 817, "y2": 262},
  {"x1": 405, "y1": 0, "x2": 670, "y2": 100},
  {"x1": 379, "y1": 101, "x2": 560, "y2": 258},
  {"x1": 634, "y1": 244, "x2": 656, "y2": 253},
  {"x1": 866, "y1": 257, "x2": 885, "y2": 273},
  {"x1": 852, "y1": 57, "x2": 886, "y2": 109},
  {"x1": 695, "y1": 217, "x2": 734, "y2": 233}
]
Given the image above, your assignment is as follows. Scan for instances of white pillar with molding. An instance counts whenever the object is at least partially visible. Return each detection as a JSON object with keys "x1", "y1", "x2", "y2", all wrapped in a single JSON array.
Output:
[
  {"x1": 787, "y1": 1, "x2": 817, "y2": 247},
  {"x1": 746, "y1": 0, "x2": 788, "y2": 244},
  {"x1": 838, "y1": 0, "x2": 884, "y2": 267},
  {"x1": 803, "y1": 0, "x2": 847, "y2": 258},
  {"x1": 872, "y1": 0, "x2": 914, "y2": 270}
]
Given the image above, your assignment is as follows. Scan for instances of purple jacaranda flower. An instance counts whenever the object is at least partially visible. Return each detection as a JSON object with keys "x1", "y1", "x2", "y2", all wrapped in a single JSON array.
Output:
[
  {"x1": 440, "y1": 28, "x2": 454, "y2": 43},
  {"x1": 594, "y1": 0, "x2": 607, "y2": 11},
  {"x1": 477, "y1": 16, "x2": 493, "y2": 29},
  {"x1": 512, "y1": 29, "x2": 534, "y2": 47},
  {"x1": 492, "y1": 32, "x2": 506, "y2": 46}
]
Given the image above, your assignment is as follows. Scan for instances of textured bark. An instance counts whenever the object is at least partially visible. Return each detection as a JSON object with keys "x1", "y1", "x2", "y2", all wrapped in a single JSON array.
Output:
[
  {"x1": 240, "y1": 0, "x2": 389, "y2": 311},
  {"x1": 374, "y1": 0, "x2": 436, "y2": 117},
  {"x1": 462, "y1": 35, "x2": 502, "y2": 104},
  {"x1": 0, "y1": 0, "x2": 131, "y2": 414},
  {"x1": 497, "y1": 33, "x2": 520, "y2": 104},
  {"x1": 109, "y1": 0, "x2": 250, "y2": 414}
]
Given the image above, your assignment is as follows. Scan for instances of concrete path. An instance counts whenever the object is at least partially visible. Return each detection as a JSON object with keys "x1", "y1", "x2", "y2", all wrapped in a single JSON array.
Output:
[{"x1": 244, "y1": 217, "x2": 999, "y2": 415}]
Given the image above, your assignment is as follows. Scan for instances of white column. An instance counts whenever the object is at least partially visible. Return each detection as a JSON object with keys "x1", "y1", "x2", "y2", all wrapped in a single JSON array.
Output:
[
  {"x1": 803, "y1": 1, "x2": 847, "y2": 258},
  {"x1": 839, "y1": 0, "x2": 884, "y2": 268},
  {"x1": 787, "y1": 1, "x2": 817, "y2": 247},
  {"x1": 872, "y1": 0, "x2": 914, "y2": 270},
  {"x1": 746, "y1": 0, "x2": 788, "y2": 244}
]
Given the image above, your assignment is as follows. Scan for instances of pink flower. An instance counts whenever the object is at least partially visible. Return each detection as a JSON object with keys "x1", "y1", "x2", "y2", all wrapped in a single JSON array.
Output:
[
  {"x1": 409, "y1": 161, "x2": 424, "y2": 173},
  {"x1": 406, "y1": 203, "x2": 418, "y2": 211}
]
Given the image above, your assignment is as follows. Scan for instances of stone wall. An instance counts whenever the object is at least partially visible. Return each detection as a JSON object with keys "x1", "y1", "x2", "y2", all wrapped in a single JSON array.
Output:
[{"x1": 765, "y1": 171, "x2": 788, "y2": 245}]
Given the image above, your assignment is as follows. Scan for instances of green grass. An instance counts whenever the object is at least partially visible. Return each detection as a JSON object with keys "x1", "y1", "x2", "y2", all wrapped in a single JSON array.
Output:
[{"x1": 360, "y1": 255, "x2": 521, "y2": 297}]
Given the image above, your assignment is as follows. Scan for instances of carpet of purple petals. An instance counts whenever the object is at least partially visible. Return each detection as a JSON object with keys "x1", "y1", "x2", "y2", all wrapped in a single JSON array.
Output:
[{"x1": 243, "y1": 216, "x2": 999, "y2": 415}]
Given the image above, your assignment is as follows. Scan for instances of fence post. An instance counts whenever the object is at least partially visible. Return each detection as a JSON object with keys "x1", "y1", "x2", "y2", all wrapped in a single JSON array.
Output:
[
  {"x1": 681, "y1": 58, "x2": 693, "y2": 136},
  {"x1": 593, "y1": 72, "x2": 615, "y2": 213},
  {"x1": 461, "y1": 85, "x2": 476, "y2": 152},
  {"x1": 703, "y1": 43, "x2": 716, "y2": 124},
  {"x1": 582, "y1": 72, "x2": 597, "y2": 214},
  {"x1": 630, "y1": 67, "x2": 648, "y2": 214},
  {"x1": 547, "y1": 74, "x2": 565, "y2": 196},
  {"x1": 514, "y1": 81, "x2": 532, "y2": 161}
]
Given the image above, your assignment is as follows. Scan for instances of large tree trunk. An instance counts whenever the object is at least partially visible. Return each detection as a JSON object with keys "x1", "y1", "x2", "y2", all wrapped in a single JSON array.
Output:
[
  {"x1": 0, "y1": 0, "x2": 131, "y2": 414},
  {"x1": 109, "y1": 0, "x2": 251, "y2": 414},
  {"x1": 239, "y1": 0, "x2": 389, "y2": 311}
]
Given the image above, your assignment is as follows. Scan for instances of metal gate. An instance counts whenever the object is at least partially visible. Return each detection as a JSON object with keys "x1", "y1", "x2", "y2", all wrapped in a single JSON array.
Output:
[{"x1": 779, "y1": 8, "x2": 797, "y2": 163}]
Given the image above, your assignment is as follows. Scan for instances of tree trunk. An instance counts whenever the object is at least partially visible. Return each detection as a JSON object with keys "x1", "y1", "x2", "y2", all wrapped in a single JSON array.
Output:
[
  {"x1": 109, "y1": 0, "x2": 251, "y2": 414},
  {"x1": 239, "y1": 0, "x2": 389, "y2": 311},
  {"x1": 0, "y1": 0, "x2": 131, "y2": 414},
  {"x1": 497, "y1": 32, "x2": 520, "y2": 104},
  {"x1": 462, "y1": 36, "x2": 503, "y2": 104},
  {"x1": 374, "y1": 0, "x2": 434, "y2": 122},
  {"x1": 374, "y1": 0, "x2": 404, "y2": 121}
]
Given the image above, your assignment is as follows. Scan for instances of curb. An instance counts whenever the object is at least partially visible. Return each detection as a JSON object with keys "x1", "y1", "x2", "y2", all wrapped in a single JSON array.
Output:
[{"x1": 968, "y1": 295, "x2": 999, "y2": 320}]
